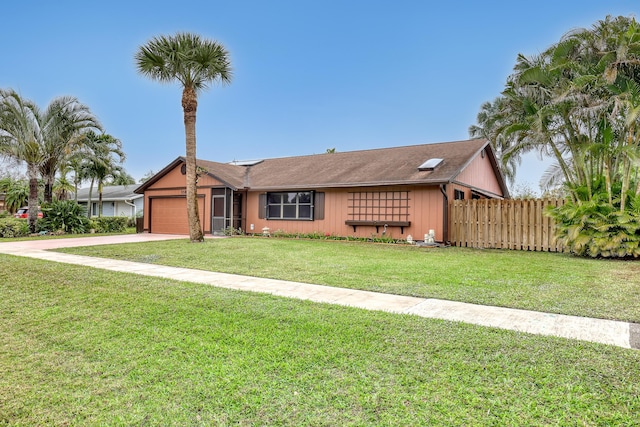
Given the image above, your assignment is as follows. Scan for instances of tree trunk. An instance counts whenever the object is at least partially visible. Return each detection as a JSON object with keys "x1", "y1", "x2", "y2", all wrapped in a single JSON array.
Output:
[
  {"x1": 98, "y1": 180, "x2": 103, "y2": 218},
  {"x1": 604, "y1": 164, "x2": 612, "y2": 206},
  {"x1": 74, "y1": 176, "x2": 79, "y2": 202},
  {"x1": 27, "y1": 163, "x2": 39, "y2": 234},
  {"x1": 43, "y1": 173, "x2": 54, "y2": 204},
  {"x1": 182, "y1": 86, "x2": 204, "y2": 242},
  {"x1": 87, "y1": 179, "x2": 95, "y2": 218}
]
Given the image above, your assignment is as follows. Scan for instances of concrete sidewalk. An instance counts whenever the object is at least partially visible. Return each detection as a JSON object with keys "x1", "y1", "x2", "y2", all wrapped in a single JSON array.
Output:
[{"x1": 1, "y1": 234, "x2": 638, "y2": 350}]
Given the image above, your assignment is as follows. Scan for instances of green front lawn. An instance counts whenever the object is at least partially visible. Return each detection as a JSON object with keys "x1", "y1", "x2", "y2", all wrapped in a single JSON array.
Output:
[
  {"x1": 1, "y1": 254, "x2": 638, "y2": 425},
  {"x1": 0, "y1": 227, "x2": 137, "y2": 242},
  {"x1": 59, "y1": 237, "x2": 640, "y2": 323}
]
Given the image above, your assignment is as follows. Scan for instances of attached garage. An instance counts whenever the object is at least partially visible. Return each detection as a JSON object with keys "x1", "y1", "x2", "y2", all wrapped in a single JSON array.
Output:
[{"x1": 149, "y1": 196, "x2": 205, "y2": 234}]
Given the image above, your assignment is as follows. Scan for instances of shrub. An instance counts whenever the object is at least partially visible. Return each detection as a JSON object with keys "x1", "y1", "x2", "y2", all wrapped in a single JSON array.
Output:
[
  {"x1": 0, "y1": 218, "x2": 29, "y2": 238},
  {"x1": 39, "y1": 200, "x2": 90, "y2": 234},
  {"x1": 93, "y1": 216, "x2": 128, "y2": 233},
  {"x1": 257, "y1": 229, "x2": 407, "y2": 244},
  {"x1": 547, "y1": 183, "x2": 640, "y2": 258},
  {"x1": 223, "y1": 226, "x2": 244, "y2": 236}
]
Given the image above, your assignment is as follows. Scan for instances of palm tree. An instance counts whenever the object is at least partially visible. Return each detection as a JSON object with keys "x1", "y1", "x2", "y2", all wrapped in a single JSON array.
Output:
[
  {"x1": 0, "y1": 90, "x2": 47, "y2": 232},
  {"x1": 0, "y1": 177, "x2": 28, "y2": 213},
  {"x1": 93, "y1": 161, "x2": 125, "y2": 218},
  {"x1": 470, "y1": 16, "x2": 640, "y2": 204},
  {"x1": 504, "y1": 52, "x2": 583, "y2": 192},
  {"x1": 66, "y1": 151, "x2": 89, "y2": 202},
  {"x1": 469, "y1": 97, "x2": 521, "y2": 186},
  {"x1": 53, "y1": 167, "x2": 75, "y2": 201},
  {"x1": 135, "y1": 32, "x2": 232, "y2": 242},
  {"x1": 109, "y1": 172, "x2": 136, "y2": 185},
  {"x1": 0, "y1": 90, "x2": 101, "y2": 231},
  {"x1": 38, "y1": 96, "x2": 101, "y2": 203},
  {"x1": 81, "y1": 131, "x2": 125, "y2": 217}
]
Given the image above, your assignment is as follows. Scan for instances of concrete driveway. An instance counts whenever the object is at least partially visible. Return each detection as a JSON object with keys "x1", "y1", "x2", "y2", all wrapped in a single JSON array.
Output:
[{"x1": 0, "y1": 233, "x2": 188, "y2": 251}]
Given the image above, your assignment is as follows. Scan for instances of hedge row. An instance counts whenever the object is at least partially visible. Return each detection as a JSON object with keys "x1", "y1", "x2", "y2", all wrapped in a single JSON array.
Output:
[{"x1": 0, "y1": 218, "x2": 30, "y2": 238}]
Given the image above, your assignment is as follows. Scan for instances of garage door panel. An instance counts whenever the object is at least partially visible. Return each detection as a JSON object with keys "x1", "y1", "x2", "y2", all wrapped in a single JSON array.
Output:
[{"x1": 150, "y1": 197, "x2": 204, "y2": 235}]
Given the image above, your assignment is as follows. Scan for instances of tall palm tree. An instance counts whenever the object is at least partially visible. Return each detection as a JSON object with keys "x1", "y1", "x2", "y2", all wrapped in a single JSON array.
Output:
[
  {"x1": 135, "y1": 32, "x2": 232, "y2": 242},
  {"x1": 0, "y1": 90, "x2": 47, "y2": 232},
  {"x1": 38, "y1": 96, "x2": 101, "y2": 203},
  {"x1": 66, "y1": 151, "x2": 89, "y2": 202},
  {"x1": 92, "y1": 160, "x2": 125, "y2": 218},
  {"x1": 0, "y1": 90, "x2": 101, "y2": 231}
]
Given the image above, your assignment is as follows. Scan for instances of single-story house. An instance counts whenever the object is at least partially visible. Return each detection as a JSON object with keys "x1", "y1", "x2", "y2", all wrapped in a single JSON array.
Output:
[
  {"x1": 75, "y1": 185, "x2": 144, "y2": 218},
  {"x1": 135, "y1": 139, "x2": 509, "y2": 242}
]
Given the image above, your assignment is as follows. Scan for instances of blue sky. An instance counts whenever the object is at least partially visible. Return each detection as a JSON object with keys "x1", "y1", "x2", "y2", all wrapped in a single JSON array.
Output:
[{"x1": 2, "y1": 1, "x2": 637, "y2": 190}]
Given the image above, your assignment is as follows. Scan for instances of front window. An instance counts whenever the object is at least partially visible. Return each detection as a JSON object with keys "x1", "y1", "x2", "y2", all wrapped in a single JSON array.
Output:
[{"x1": 266, "y1": 192, "x2": 313, "y2": 220}]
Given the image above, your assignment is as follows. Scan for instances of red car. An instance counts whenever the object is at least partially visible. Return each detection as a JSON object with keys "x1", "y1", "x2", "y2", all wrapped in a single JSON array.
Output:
[{"x1": 14, "y1": 207, "x2": 43, "y2": 219}]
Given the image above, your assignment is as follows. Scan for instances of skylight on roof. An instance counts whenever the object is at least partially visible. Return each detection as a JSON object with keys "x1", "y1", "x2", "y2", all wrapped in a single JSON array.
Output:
[
  {"x1": 418, "y1": 158, "x2": 443, "y2": 171},
  {"x1": 228, "y1": 159, "x2": 263, "y2": 166}
]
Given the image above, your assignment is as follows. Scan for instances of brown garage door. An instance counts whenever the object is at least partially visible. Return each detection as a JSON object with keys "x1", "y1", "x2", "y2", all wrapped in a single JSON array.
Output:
[{"x1": 150, "y1": 197, "x2": 205, "y2": 234}]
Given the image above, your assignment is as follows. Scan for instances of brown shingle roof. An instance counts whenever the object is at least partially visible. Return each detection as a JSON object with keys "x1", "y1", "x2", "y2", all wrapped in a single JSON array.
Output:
[
  {"x1": 136, "y1": 139, "x2": 506, "y2": 194},
  {"x1": 244, "y1": 139, "x2": 491, "y2": 190},
  {"x1": 195, "y1": 159, "x2": 247, "y2": 189}
]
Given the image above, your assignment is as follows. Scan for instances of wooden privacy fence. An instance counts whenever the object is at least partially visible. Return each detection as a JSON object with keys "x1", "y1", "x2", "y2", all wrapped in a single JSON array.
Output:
[{"x1": 449, "y1": 198, "x2": 565, "y2": 252}]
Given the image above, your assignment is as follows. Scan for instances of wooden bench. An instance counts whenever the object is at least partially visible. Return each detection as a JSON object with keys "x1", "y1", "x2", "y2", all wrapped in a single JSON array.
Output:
[{"x1": 345, "y1": 220, "x2": 411, "y2": 234}]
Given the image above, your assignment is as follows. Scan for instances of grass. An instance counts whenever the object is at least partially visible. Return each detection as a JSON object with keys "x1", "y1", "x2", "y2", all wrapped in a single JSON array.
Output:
[
  {"x1": 0, "y1": 227, "x2": 137, "y2": 242},
  {"x1": 58, "y1": 237, "x2": 640, "y2": 323},
  {"x1": 1, "y1": 254, "x2": 639, "y2": 426}
]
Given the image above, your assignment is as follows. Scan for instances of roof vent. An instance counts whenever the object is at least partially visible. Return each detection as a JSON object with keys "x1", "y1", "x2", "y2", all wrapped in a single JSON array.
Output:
[{"x1": 418, "y1": 158, "x2": 443, "y2": 171}]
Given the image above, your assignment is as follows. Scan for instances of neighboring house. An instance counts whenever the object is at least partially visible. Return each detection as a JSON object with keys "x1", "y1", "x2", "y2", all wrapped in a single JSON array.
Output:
[
  {"x1": 75, "y1": 185, "x2": 143, "y2": 218},
  {"x1": 135, "y1": 139, "x2": 509, "y2": 241},
  {"x1": 0, "y1": 194, "x2": 5, "y2": 213}
]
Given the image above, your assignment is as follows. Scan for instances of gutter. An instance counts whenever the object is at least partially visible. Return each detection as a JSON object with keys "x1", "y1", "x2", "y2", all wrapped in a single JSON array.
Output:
[
  {"x1": 124, "y1": 199, "x2": 137, "y2": 218},
  {"x1": 450, "y1": 180, "x2": 505, "y2": 199}
]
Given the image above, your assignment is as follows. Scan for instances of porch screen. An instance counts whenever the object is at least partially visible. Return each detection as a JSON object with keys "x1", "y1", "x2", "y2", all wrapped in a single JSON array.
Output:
[{"x1": 347, "y1": 191, "x2": 410, "y2": 222}]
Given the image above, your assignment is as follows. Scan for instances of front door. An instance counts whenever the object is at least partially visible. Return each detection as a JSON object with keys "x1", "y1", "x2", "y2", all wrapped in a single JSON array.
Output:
[{"x1": 232, "y1": 191, "x2": 243, "y2": 230}]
